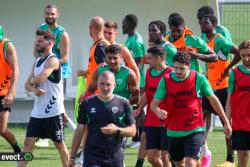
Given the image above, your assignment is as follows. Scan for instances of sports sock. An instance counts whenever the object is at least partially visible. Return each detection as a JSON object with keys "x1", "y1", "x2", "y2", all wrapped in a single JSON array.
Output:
[
  {"x1": 135, "y1": 158, "x2": 144, "y2": 167},
  {"x1": 202, "y1": 143, "x2": 211, "y2": 156},
  {"x1": 226, "y1": 152, "x2": 234, "y2": 162},
  {"x1": 12, "y1": 143, "x2": 21, "y2": 153}
]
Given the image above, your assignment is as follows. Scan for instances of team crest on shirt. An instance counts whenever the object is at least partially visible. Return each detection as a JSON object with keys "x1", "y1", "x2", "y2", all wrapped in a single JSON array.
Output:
[
  {"x1": 90, "y1": 108, "x2": 96, "y2": 113},
  {"x1": 111, "y1": 107, "x2": 119, "y2": 114},
  {"x1": 116, "y1": 78, "x2": 123, "y2": 86}
]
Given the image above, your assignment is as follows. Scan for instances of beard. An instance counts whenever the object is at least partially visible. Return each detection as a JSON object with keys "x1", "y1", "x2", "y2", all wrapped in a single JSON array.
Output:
[
  {"x1": 45, "y1": 18, "x2": 56, "y2": 25},
  {"x1": 36, "y1": 46, "x2": 45, "y2": 53}
]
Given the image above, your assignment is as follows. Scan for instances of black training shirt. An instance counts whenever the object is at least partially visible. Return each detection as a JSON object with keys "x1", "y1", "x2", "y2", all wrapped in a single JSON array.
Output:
[{"x1": 78, "y1": 95, "x2": 135, "y2": 162}]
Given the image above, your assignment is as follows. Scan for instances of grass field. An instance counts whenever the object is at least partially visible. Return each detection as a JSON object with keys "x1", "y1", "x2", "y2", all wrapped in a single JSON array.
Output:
[
  {"x1": 0, "y1": 124, "x2": 234, "y2": 167},
  {"x1": 221, "y1": 3, "x2": 250, "y2": 45},
  {"x1": 2, "y1": 4, "x2": 248, "y2": 167}
]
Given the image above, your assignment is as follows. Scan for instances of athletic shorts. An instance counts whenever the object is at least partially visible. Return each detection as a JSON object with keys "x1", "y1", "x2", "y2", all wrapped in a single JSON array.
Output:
[
  {"x1": 145, "y1": 126, "x2": 168, "y2": 150},
  {"x1": 84, "y1": 159, "x2": 123, "y2": 167},
  {"x1": 121, "y1": 137, "x2": 128, "y2": 149},
  {"x1": 168, "y1": 132, "x2": 204, "y2": 161},
  {"x1": 0, "y1": 96, "x2": 11, "y2": 112},
  {"x1": 26, "y1": 113, "x2": 64, "y2": 142},
  {"x1": 202, "y1": 88, "x2": 227, "y2": 114},
  {"x1": 132, "y1": 105, "x2": 145, "y2": 127},
  {"x1": 232, "y1": 130, "x2": 250, "y2": 150}
]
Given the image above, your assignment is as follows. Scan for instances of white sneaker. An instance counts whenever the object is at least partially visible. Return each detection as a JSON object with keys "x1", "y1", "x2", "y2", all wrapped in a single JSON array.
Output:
[
  {"x1": 73, "y1": 161, "x2": 83, "y2": 167},
  {"x1": 75, "y1": 152, "x2": 84, "y2": 165},
  {"x1": 130, "y1": 142, "x2": 140, "y2": 148},
  {"x1": 35, "y1": 139, "x2": 49, "y2": 147},
  {"x1": 125, "y1": 141, "x2": 136, "y2": 148}
]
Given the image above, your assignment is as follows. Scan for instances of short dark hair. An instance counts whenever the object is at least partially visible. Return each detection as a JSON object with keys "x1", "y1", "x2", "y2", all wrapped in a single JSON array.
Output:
[
  {"x1": 174, "y1": 51, "x2": 191, "y2": 65},
  {"x1": 197, "y1": 5, "x2": 214, "y2": 20},
  {"x1": 168, "y1": 12, "x2": 181, "y2": 21},
  {"x1": 36, "y1": 29, "x2": 56, "y2": 42},
  {"x1": 125, "y1": 14, "x2": 138, "y2": 28},
  {"x1": 104, "y1": 21, "x2": 118, "y2": 29},
  {"x1": 148, "y1": 20, "x2": 167, "y2": 35},
  {"x1": 105, "y1": 44, "x2": 121, "y2": 55},
  {"x1": 168, "y1": 14, "x2": 185, "y2": 27},
  {"x1": 239, "y1": 40, "x2": 250, "y2": 51},
  {"x1": 45, "y1": 4, "x2": 58, "y2": 11},
  {"x1": 147, "y1": 45, "x2": 166, "y2": 60},
  {"x1": 168, "y1": 13, "x2": 181, "y2": 25},
  {"x1": 207, "y1": 14, "x2": 218, "y2": 25}
]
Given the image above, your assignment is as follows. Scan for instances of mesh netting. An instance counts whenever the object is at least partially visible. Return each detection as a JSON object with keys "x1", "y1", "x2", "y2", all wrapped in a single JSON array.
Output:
[{"x1": 219, "y1": 0, "x2": 250, "y2": 45}]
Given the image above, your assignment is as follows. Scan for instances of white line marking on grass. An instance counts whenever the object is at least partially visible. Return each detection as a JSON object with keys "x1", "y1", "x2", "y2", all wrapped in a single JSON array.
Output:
[{"x1": 208, "y1": 137, "x2": 225, "y2": 140}]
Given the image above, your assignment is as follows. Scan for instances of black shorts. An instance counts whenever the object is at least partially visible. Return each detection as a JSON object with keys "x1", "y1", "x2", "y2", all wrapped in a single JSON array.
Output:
[
  {"x1": 202, "y1": 88, "x2": 227, "y2": 114},
  {"x1": 232, "y1": 130, "x2": 250, "y2": 150},
  {"x1": 168, "y1": 132, "x2": 204, "y2": 161},
  {"x1": 0, "y1": 96, "x2": 11, "y2": 112},
  {"x1": 84, "y1": 159, "x2": 123, "y2": 167},
  {"x1": 145, "y1": 126, "x2": 168, "y2": 150},
  {"x1": 26, "y1": 113, "x2": 64, "y2": 142},
  {"x1": 132, "y1": 105, "x2": 145, "y2": 127}
]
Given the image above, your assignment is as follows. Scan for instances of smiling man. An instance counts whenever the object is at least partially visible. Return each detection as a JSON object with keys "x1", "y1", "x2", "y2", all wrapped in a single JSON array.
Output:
[
  {"x1": 80, "y1": 44, "x2": 139, "y2": 105},
  {"x1": 104, "y1": 21, "x2": 139, "y2": 82},
  {"x1": 69, "y1": 71, "x2": 136, "y2": 167}
]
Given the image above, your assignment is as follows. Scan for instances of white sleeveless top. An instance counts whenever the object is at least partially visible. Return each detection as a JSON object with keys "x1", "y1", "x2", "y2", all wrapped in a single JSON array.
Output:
[{"x1": 31, "y1": 54, "x2": 65, "y2": 118}]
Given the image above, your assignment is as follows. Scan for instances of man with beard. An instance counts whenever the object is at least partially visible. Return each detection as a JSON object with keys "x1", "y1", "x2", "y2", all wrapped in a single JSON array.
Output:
[
  {"x1": 19, "y1": 29, "x2": 69, "y2": 167},
  {"x1": 0, "y1": 25, "x2": 21, "y2": 153},
  {"x1": 226, "y1": 40, "x2": 250, "y2": 167},
  {"x1": 69, "y1": 71, "x2": 136, "y2": 167},
  {"x1": 148, "y1": 20, "x2": 177, "y2": 67},
  {"x1": 33, "y1": 4, "x2": 76, "y2": 147},
  {"x1": 34, "y1": 4, "x2": 71, "y2": 95}
]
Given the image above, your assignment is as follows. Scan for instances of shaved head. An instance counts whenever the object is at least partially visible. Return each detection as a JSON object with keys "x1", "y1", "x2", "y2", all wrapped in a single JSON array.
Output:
[
  {"x1": 90, "y1": 16, "x2": 105, "y2": 33},
  {"x1": 97, "y1": 71, "x2": 116, "y2": 97},
  {"x1": 98, "y1": 71, "x2": 115, "y2": 83}
]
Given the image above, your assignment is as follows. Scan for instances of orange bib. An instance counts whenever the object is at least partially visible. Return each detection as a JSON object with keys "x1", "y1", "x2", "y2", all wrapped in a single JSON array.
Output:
[
  {"x1": 86, "y1": 39, "x2": 109, "y2": 88},
  {"x1": 0, "y1": 38, "x2": 12, "y2": 96},
  {"x1": 165, "y1": 27, "x2": 197, "y2": 52},
  {"x1": 207, "y1": 34, "x2": 230, "y2": 90}
]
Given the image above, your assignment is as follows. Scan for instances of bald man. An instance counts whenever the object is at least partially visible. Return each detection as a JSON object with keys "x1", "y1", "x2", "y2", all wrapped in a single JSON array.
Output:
[
  {"x1": 75, "y1": 16, "x2": 110, "y2": 165},
  {"x1": 69, "y1": 71, "x2": 136, "y2": 167},
  {"x1": 77, "y1": 16, "x2": 109, "y2": 88}
]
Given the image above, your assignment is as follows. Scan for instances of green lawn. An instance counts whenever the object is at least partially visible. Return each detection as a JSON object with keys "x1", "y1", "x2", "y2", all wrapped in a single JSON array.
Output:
[
  {"x1": 221, "y1": 3, "x2": 250, "y2": 45},
  {"x1": 0, "y1": 124, "x2": 234, "y2": 167}
]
